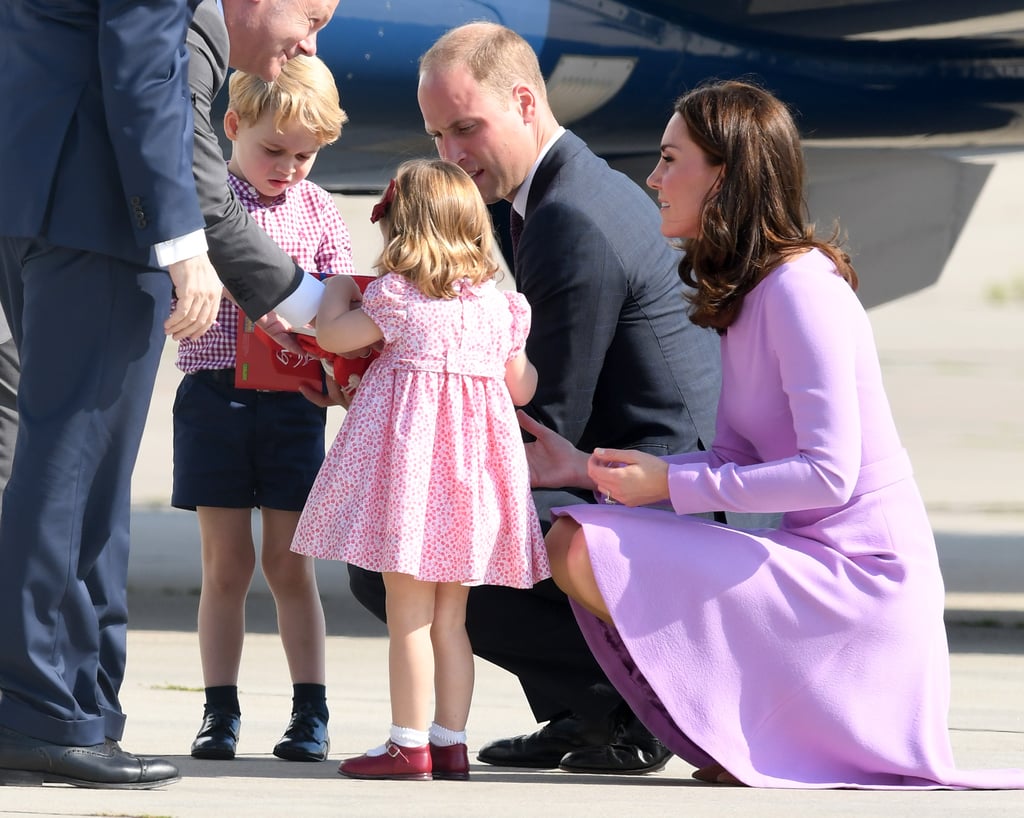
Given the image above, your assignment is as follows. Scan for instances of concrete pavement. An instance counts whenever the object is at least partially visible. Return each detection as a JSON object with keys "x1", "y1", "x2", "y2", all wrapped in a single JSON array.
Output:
[{"x1": 0, "y1": 510, "x2": 1020, "y2": 817}]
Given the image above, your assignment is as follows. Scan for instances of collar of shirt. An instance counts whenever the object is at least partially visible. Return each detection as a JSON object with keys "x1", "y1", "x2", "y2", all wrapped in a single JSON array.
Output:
[
  {"x1": 512, "y1": 126, "x2": 565, "y2": 219},
  {"x1": 227, "y1": 169, "x2": 288, "y2": 210}
]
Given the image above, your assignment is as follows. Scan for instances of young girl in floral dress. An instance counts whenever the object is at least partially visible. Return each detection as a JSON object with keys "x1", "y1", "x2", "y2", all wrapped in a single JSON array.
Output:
[{"x1": 292, "y1": 158, "x2": 549, "y2": 780}]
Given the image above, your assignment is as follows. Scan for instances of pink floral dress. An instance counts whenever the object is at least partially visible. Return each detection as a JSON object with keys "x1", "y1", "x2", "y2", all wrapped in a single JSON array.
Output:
[{"x1": 291, "y1": 273, "x2": 549, "y2": 588}]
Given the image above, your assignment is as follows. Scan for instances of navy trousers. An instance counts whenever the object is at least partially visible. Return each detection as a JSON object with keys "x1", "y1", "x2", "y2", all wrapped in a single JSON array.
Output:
[{"x1": 0, "y1": 238, "x2": 170, "y2": 746}]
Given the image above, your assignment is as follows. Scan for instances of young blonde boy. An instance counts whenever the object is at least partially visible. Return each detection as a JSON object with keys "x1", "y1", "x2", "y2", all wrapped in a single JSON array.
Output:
[{"x1": 172, "y1": 55, "x2": 353, "y2": 762}]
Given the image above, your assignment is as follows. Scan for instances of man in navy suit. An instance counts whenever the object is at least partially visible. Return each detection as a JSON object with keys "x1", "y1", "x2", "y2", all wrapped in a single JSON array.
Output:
[
  {"x1": 0, "y1": 0, "x2": 337, "y2": 789},
  {"x1": 348, "y1": 21, "x2": 723, "y2": 775}
]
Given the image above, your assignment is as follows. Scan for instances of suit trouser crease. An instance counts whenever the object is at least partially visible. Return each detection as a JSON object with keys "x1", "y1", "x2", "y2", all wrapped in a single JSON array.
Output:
[{"x1": 0, "y1": 238, "x2": 170, "y2": 746}]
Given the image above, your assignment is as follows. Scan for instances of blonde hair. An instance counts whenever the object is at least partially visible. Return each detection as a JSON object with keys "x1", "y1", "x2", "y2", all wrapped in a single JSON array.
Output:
[
  {"x1": 227, "y1": 54, "x2": 347, "y2": 145},
  {"x1": 376, "y1": 159, "x2": 499, "y2": 299},
  {"x1": 419, "y1": 21, "x2": 546, "y2": 104}
]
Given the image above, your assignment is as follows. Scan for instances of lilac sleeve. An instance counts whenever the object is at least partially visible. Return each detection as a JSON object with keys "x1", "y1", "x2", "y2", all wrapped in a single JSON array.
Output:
[{"x1": 667, "y1": 268, "x2": 864, "y2": 515}]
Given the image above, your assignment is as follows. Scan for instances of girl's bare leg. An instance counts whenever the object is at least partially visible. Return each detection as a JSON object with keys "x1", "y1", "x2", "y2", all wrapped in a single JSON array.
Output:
[
  {"x1": 382, "y1": 572, "x2": 436, "y2": 731},
  {"x1": 431, "y1": 582, "x2": 473, "y2": 731}
]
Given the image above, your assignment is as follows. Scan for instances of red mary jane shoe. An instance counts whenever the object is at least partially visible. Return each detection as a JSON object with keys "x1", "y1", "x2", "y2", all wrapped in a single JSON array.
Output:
[
  {"x1": 429, "y1": 742, "x2": 469, "y2": 780},
  {"x1": 338, "y1": 741, "x2": 432, "y2": 780}
]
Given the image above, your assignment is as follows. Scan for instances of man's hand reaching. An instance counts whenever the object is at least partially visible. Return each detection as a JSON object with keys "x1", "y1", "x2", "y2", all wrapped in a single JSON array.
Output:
[
  {"x1": 166, "y1": 253, "x2": 221, "y2": 340},
  {"x1": 517, "y1": 410, "x2": 594, "y2": 490}
]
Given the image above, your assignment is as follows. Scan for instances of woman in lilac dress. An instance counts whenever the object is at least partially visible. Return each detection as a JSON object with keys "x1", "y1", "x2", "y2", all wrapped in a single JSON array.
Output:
[{"x1": 532, "y1": 80, "x2": 1024, "y2": 789}]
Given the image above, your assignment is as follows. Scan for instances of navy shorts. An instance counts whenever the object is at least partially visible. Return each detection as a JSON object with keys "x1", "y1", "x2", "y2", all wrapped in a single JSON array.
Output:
[{"x1": 172, "y1": 369, "x2": 327, "y2": 511}]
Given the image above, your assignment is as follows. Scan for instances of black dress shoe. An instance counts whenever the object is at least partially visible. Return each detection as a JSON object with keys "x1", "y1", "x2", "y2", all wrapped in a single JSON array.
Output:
[
  {"x1": 559, "y1": 715, "x2": 672, "y2": 775},
  {"x1": 272, "y1": 703, "x2": 329, "y2": 762},
  {"x1": 559, "y1": 738, "x2": 671, "y2": 774},
  {"x1": 190, "y1": 708, "x2": 240, "y2": 760},
  {"x1": 0, "y1": 726, "x2": 180, "y2": 789},
  {"x1": 476, "y1": 715, "x2": 614, "y2": 768}
]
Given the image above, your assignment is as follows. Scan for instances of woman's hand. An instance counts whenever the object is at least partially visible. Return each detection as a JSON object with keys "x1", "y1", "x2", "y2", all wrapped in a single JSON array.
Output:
[
  {"x1": 517, "y1": 410, "x2": 594, "y2": 490},
  {"x1": 588, "y1": 448, "x2": 669, "y2": 507}
]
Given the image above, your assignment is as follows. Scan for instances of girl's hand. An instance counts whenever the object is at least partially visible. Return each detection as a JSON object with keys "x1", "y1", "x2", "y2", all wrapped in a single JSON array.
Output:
[
  {"x1": 339, "y1": 340, "x2": 380, "y2": 360},
  {"x1": 299, "y1": 373, "x2": 351, "y2": 409},
  {"x1": 588, "y1": 448, "x2": 669, "y2": 507}
]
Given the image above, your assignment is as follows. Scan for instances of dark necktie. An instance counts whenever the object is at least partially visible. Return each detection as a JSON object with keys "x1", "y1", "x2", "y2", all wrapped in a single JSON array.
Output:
[{"x1": 509, "y1": 208, "x2": 524, "y2": 257}]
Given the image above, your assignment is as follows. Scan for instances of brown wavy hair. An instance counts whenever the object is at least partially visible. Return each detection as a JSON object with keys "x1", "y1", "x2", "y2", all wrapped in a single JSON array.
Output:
[{"x1": 674, "y1": 80, "x2": 857, "y2": 331}]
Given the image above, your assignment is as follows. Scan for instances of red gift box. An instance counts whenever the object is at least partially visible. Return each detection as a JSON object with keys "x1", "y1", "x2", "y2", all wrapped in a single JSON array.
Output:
[{"x1": 234, "y1": 275, "x2": 377, "y2": 395}]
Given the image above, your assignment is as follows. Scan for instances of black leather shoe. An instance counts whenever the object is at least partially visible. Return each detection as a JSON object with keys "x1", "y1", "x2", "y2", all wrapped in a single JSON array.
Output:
[
  {"x1": 272, "y1": 703, "x2": 329, "y2": 762},
  {"x1": 0, "y1": 726, "x2": 180, "y2": 789},
  {"x1": 190, "y1": 708, "x2": 240, "y2": 760},
  {"x1": 559, "y1": 716, "x2": 672, "y2": 775},
  {"x1": 476, "y1": 715, "x2": 614, "y2": 769},
  {"x1": 559, "y1": 738, "x2": 671, "y2": 774}
]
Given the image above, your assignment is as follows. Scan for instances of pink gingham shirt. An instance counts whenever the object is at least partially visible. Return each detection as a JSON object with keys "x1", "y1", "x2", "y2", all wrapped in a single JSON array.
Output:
[{"x1": 175, "y1": 170, "x2": 356, "y2": 373}]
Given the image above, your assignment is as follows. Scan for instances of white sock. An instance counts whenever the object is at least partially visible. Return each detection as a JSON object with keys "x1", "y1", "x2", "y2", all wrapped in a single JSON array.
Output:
[
  {"x1": 390, "y1": 724, "x2": 428, "y2": 748},
  {"x1": 429, "y1": 722, "x2": 466, "y2": 747}
]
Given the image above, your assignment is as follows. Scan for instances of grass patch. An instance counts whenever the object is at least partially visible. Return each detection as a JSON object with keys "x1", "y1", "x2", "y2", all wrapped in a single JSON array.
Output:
[
  {"x1": 93, "y1": 814, "x2": 174, "y2": 818},
  {"x1": 151, "y1": 683, "x2": 203, "y2": 692},
  {"x1": 985, "y1": 275, "x2": 1024, "y2": 305}
]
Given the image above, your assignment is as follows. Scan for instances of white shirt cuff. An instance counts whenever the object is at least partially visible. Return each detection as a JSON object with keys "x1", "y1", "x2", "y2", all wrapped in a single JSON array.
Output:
[
  {"x1": 154, "y1": 229, "x2": 209, "y2": 268},
  {"x1": 275, "y1": 273, "x2": 324, "y2": 327}
]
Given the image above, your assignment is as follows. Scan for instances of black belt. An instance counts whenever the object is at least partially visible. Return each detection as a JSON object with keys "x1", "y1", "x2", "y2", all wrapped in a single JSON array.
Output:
[{"x1": 191, "y1": 368, "x2": 236, "y2": 387}]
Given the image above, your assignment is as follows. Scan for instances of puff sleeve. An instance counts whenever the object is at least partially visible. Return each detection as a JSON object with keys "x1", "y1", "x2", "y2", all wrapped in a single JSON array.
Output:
[
  {"x1": 504, "y1": 291, "x2": 532, "y2": 359},
  {"x1": 360, "y1": 273, "x2": 408, "y2": 344}
]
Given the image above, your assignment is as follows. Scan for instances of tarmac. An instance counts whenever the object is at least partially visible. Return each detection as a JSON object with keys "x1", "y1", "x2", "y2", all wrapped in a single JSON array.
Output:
[{"x1": 4, "y1": 153, "x2": 1024, "y2": 815}]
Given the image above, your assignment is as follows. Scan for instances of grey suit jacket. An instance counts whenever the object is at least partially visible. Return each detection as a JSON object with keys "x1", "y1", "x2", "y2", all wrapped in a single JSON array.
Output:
[{"x1": 187, "y1": 0, "x2": 306, "y2": 320}]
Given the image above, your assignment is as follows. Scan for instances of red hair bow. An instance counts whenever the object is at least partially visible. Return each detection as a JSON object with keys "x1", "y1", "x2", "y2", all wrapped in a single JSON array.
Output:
[{"x1": 370, "y1": 178, "x2": 397, "y2": 224}]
